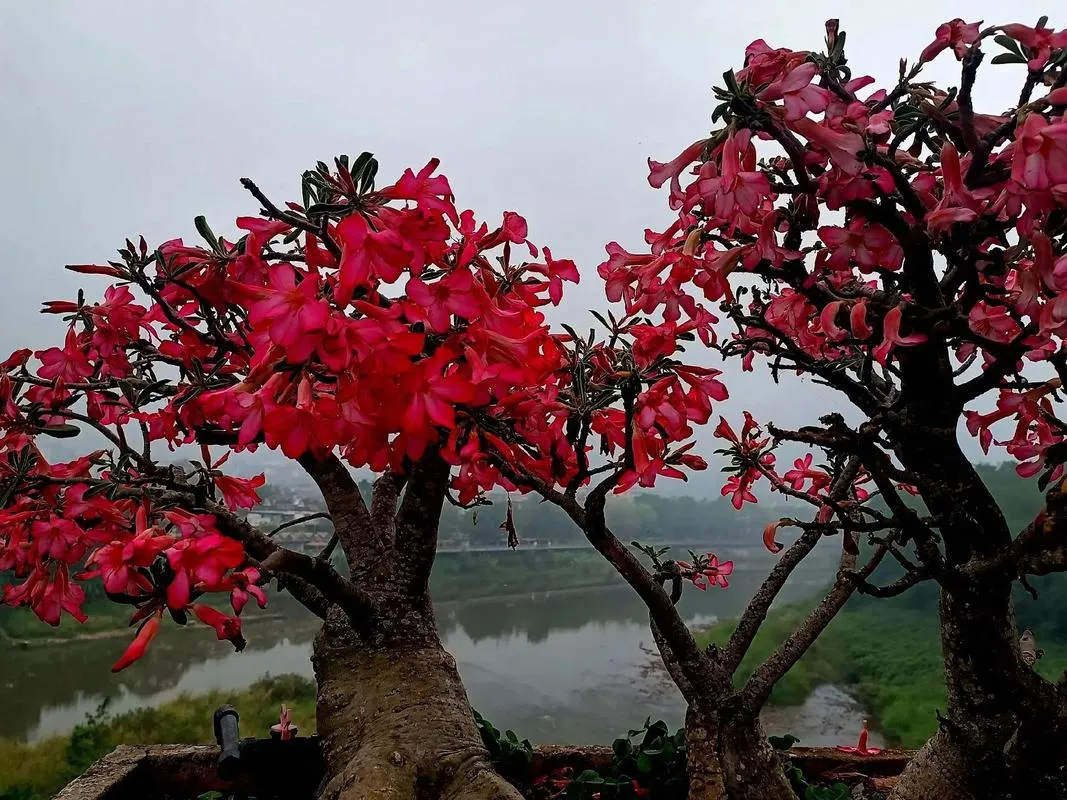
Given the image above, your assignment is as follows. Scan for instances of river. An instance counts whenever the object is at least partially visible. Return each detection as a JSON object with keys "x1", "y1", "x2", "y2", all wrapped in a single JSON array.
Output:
[{"x1": 0, "y1": 554, "x2": 882, "y2": 749}]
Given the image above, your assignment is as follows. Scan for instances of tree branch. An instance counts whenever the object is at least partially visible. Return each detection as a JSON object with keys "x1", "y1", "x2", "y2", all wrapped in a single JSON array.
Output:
[
  {"x1": 297, "y1": 452, "x2": 375, "y2": 573},
  {"x1": 268, "y1": 512, "x2": 333, "y2": 537},
  {"x1": 393, "y1": 447, "x2": 451, "y2": 595},
  {"x1": 495, "y1": 455, "x2": 718, "y2": 697},
  {"x1": 741, "y1": 541, "x2": 890, "y2": 708},
  {"x1": 723, "y1": 457, "x2": 861, "y2": 674}
]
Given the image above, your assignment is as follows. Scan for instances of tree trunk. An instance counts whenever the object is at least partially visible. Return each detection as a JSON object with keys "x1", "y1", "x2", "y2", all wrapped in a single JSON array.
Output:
[
  {"x1": 312, "y1": 604, "x2": 522, "y2": 800},
  {"x1": 685, "y1": 705, "x2": 795, "y2": 800},
  {"x1": 885, "y1": 417, "x2": 1067, "y2": 798}
]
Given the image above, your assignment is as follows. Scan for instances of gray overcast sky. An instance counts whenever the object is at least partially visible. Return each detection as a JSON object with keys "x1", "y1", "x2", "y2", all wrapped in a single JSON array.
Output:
[{"x1": 1, "y1": 1, "x2": 1051, "y2": 478}]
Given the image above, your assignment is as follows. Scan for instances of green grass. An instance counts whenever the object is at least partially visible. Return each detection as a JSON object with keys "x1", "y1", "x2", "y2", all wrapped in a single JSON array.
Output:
[
  {"x1": 0, "y1": 599, "x2": 129, "y2": 641},
  {"x1": 695, "y1": 600, "x2": 946, "y2": 748},
  {"x1": 697, "y1": 597, "x2": 1067, "y2": 749},
  {"x1": 0, "y1": 675, "x2": 318, "y2": 800}
]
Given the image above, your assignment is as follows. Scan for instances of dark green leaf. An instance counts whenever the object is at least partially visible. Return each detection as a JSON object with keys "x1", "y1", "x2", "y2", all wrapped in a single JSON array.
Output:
[
  {"x1": 589, "y1": 310, "x2": 613, "y2": 331},
  {"x1": 994, "y1": 35, "x2": 1023, "y2": 55},
  {"x1": 193, "y1": 216, "x2": 220, "y2": 252},
  {"x1": 38, "y1": 423, "x2": 81, "y2": 439},
  {"x1": 574, "y1": 770, "x2": 604, "y2": 784},
  {"x1": 991, "y1": 53, "x2": 1027, "y2": 65},
  {"x1": 359, "y1": 160, "x2": 379, "y2": 194},
  {"x1": 769, "y1": 733, "x2": 800, "y2": 751}
]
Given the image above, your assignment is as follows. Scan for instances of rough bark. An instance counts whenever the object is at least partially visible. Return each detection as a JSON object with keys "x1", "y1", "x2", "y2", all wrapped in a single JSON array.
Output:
[
  {"x1": 887, "y1": 416, "x2": 1067, "y2": 798},
  {"x1": 685, "y1": 705, "x2": 795, "y2": 800},
  {"x1": 313, "y1": 604, "x2": 522, "y2": 800},
  {"x1": 300, "y1": 449, "x2": 520, "y2": 800}
]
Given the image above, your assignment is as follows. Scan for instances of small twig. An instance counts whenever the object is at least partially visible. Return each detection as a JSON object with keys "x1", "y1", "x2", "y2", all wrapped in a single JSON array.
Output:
[
  {"x1": 267, "y1": 512, "x2": 333, "y2": 537},
  {"x1": 240, "y1": 178, "x2": 341, "y2": 258},
  {"x1": 318, "y1": 535, "x2": 340, "y2": 562}
]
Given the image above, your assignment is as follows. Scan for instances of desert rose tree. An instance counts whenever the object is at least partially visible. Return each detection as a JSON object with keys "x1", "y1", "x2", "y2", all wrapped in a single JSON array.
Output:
[
  {"x1": 0, "y1": 155, "x2": 625, "y2": 800},
  {"x1": 528, "y1": 15, "x2": 1067, "y2": 800}
]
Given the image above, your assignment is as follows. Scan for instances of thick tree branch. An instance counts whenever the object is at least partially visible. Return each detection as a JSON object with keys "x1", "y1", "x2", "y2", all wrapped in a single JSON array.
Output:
[
  {"x1": 858, "y1": 567, "x2": 930, "y2": 598},
  {"x1": 93, "y1": 480, "x2": 369, "y2": 625},
  {"x1": 741, "y1": 542, "x2": 890, "y2": 708},
  {"x1": 722, "y1": 457, "x2": 863, "y2": 674},
  {"x1": 967, "y1": 478, "x2": 1067, "y2": 579},
  {"x1": 494, "y1": 456, "x2": 717, "y2": 697},
  {"x1": 297, "y1": 452, "x2": 375, "y2": 572},
  {"x1": 393, "y1": 447, "x2": 452, "y2": 595}
]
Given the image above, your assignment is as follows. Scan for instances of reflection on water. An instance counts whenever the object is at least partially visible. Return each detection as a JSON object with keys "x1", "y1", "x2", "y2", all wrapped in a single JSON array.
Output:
[{"x1": 0, "y1": 550, "x2": 876, "y2": 746}]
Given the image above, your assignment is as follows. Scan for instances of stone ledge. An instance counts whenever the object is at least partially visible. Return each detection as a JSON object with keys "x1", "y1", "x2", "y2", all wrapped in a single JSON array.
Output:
[{"x1": 55, "y1": 740, "x2": 917, "y2": 799}]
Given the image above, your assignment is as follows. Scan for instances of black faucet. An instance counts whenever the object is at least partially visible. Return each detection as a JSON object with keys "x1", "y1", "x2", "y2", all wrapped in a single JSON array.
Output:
[{"x1": 213, "y1": 704, "x2": 242, "y2": 778}]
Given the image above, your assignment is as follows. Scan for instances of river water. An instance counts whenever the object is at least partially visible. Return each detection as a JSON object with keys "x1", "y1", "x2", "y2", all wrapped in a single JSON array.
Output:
[{"x1": 0, "y1": 554, "x2": 882, "y2": 749}]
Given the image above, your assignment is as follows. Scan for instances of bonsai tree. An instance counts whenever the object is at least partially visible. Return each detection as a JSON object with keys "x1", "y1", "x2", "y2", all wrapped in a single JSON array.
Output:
[
  {"x1": 510, "y1": 14, "x2": 1067, "y2": 800},
  {"x1": 0, "y1": 155, "x2": 600, "y2": 800}
]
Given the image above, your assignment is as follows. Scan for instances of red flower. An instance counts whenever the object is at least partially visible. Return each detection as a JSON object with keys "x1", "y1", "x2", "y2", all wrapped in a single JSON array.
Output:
[
  {"x1": 919, "y1": 19, "x2": 982, "y2": 63},
  {"x1": 191, "y1": 603, "x2": 244, "y2": 648},
  {"x1": 405, "y1": 269, "x2": 487, "y2": 332},
  {"x1": 112, "y1": 611, "x2": 162, "y2": 672},
  {"x1": 873, "y1": 305, "x2": 928, "y2": 365},
  {"x1": 379, "y1": 158, "x2": 458, "y2": 223},
  {"x1": 35, "y1": 328, "x2": 94, "y2": 382},
  {"x1": 213, "y1": 473, "x2": 265, "y2": 511},
  {"x1": 1000, "y1": 23, "x2": 1067, "y2": 71}
]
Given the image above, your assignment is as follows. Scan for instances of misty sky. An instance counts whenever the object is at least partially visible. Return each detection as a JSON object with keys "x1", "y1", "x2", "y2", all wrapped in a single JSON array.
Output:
[{"x1": 1, "y1": 1, "x2": 1053, "y2": 476}]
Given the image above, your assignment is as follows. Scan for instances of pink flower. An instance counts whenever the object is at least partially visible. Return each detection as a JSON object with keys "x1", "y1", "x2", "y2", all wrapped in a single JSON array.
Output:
[
  {"x1": 926, "y1": 143, "x2": 980, "y2": 236},
  {"x1": 1000, "y1": 23, "x2": 1067, "y2": 71},
  {"x1": 791, "y1": 118, "x2": 867, "y2": 176},
  {"x1": 35, "y1": 328, "x2": 94, "y2": 382},
  {"x1": 783, "y1": 453, "x2": 832, "y2": 494},
  {"x1": 758, "y1": 62, "x2": 829, "y2": 121},
  {"x1": 244, "y1": 265, "x2": 330, "y2": 358},
  {"x1": 873, "y1": 305, "x2": 928, "y2": 365},
  {"x1": 648, "y1": 139, "x2": 708, "y2": 193},
  {"x1": 1011, "y1": 113, "x2": 1067, "y2": 192},
  {"x1": 819, "y1": 217, "x2": 903, "y2": 273},
  {"x1": 763, "y1": 520, "x2": 786, "y2": 554},
  {"x1": 379, "y1": 158, "x2": 458, "y2": 223},
  {"x1": 213, "y1": 473, "x2": 265, "y2": 511},
  {"x1": 191, "y1": 603, "x2": 244, "y2": 648},
  {"x1": 919, "y1": 19, "x2": 982, "y2": 63},
  {"x1": 405, "y1": 269, "x2": 487, "y2": 332},
  {"x1": 702, "y1": 555, "x2": 734, "y2": 588},
  {"x1": 837, "y1": 720, "x2": 882, "y2": 756}
]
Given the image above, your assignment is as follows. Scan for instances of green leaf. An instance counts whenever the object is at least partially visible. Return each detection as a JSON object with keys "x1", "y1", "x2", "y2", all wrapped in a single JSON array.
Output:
[
  {"x1": 612, "y1": 737, "x2": 632, "y2": 759},
  {"x1": 193, "y1": 216, "x2": 220, "y2": 252},
  {"x1": 991, "y1": 53, "x2": 1027, "y2": 65},
  {"x1": 38, "y1": 423, "x2": 81, "y2": 439},
  {"x1": 560, "y1": 323, "x2": 582, "y2": 346},
  {"x1": 769, "y1": 733, "x2": 800, "y2": 750},
  {"x1": 359, "y1": 159, "x2": 379, "y2": 194},
  {"x1": 574, "y1": 770, "x2": 604, "y2": 785},
  {"x1": 306, "y1": 202, "x2": 353, "y2": 217},
  {"x1": 635, "y1": 752, "x2": 653, "y2": 773},
  {"x1": 994, "y1": 35, "x2": 1023, "y2": 55},
  {"x1": 589, "y1": 310, "x2": 613, "y2": 331},
  {"x1": 349, "y1": 151, "x2": 374, "y2": 180}
]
